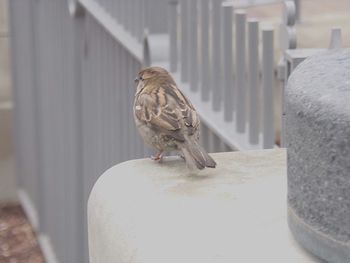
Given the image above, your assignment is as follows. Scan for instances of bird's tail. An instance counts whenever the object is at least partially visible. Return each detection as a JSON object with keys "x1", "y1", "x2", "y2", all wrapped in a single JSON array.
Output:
[{"x1": 181, "y1": 140, "x2": 216, "y2": 170}]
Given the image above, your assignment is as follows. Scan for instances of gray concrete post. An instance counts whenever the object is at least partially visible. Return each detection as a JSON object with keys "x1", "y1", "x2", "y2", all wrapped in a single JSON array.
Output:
[{"x1": 286, "y1": 49, "x2": 350, "y2": 263}]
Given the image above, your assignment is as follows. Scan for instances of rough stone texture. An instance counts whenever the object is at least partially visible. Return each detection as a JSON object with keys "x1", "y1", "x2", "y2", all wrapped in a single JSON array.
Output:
[
  {"x1": 88, "y1": 149, "x2": 325, "y2": 263},
  {"x1": 286, "y1": 49, "x2": 350, "y2": 262}
]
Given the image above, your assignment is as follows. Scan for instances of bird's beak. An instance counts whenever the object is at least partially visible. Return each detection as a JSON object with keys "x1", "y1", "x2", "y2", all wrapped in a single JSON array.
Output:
[{"x1": 134, "y1": 77, "x2": 139, "y2": 83}]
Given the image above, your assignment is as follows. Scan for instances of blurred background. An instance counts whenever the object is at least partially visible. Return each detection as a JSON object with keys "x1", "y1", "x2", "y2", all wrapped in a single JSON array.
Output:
[
  {"x1": 0, "y1": 0, "x2": 15, "y2": 202},
  {"x1": 0, "y1": 0, "x2": 349, "y2": 262},
  {"x1": 1, "y1": 0, "x2": 46, "y2": 262}
]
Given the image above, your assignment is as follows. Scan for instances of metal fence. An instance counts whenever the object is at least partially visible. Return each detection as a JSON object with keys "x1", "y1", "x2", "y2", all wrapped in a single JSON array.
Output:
[
  {"x1": 167, "y1": 1, "x2": 277, "y2": 150},
  {"x1": 9, "y1": 0, "x2": 295, "y2": 262}
]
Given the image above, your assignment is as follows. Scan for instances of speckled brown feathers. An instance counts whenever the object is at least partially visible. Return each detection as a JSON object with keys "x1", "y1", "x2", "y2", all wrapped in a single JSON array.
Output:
[{"x1": 133, "y1": 67, "x2": 216, "y2": 170}]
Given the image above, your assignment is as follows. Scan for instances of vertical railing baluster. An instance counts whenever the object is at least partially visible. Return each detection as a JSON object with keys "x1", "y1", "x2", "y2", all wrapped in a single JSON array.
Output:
[
  {"x1": 135, "y1": 0, "x2": 144, "y2": 42},
  {"x1": 134, "y1": 61, "x2": 144, "y2": 157},
  {"x1": 108, "y1": 0, "x2": 113, "y2": 16},
  {"x1": 262, "y1": 28, "x2": 274, "y2": 148},
  {"x1": 235, "y1": 10, "x2": 246, "y2": 133},
  {"x1": 200, "y1": 0, "x2": 210, "y2": 101},
  {"x1": 129, "y1": 0, "x2": 136, "y2": 36},
  {"x1": 208, "y1": 130, "x2": 215, "y2": 153},
  {"x1": 213, "y1": 132, "x2": 221, "y2": 153},
  {"x1": 111, "y1": 0, "x2": 116, "y2": 19},
  {"x1": 220, "y1": 139, "x2": 227, "y2": 153},
  {"x1": 132, "y1": 0, "x2": 138, "y2": 38},
  {"x1": 124, "y1": 0, "x2": 129, "y2": 31},
  {"x1": 102, "y1": 28, "x2": 109, "y2": 166},
  {"x1": 126, "y1": 53, "x2": 133, "y2": 158},
  {"x1": 143, "y1": 0, "x2": 167, "y2": 34},
  {"x1": 169, "y1": 0, "x2": 178, "y2": 72},
  {"x1": 140, "y1": 0, "x2": 145, "y2": 41},
  {"x1": 329, "y1": 27, "x2": 342, "y2": 49},
  {"x1": 157, "y1": 0, "x2": 167, "y2": 33},
  {"x1": 120, "y1": 47, "x2": 127, "y2": 159},
  {"x1": 116, "y1": 43, "x2": 124, "y2": 161},
  {"x1": 112, "y1": 41, "x2": 119, "y2": 161},
  {"x1": 127, "y1": 56, "x2": 134, "y2": 157},
  {"x1": 280, "y1": 0, "x2": 296, "y2": 147},
  {"x1": 248, "y1": 19, "x2": 259, "y2": 144},
  {"x1": 96, "y1": 23, "x2": 103, "y2": 171},
  {"x1": 125, "y1": 0, "x2": 133, "y2": 31},
  {"x1": 126, "y1": 0, "x2": 132, "y2": 33},
  {"x1": 120, "y1": 0, "x2": 126, "y2": 28},
  {"x1": 223, "y1": 3, "x2": 234, "y2": 122},
  {"x1": 113, "y1": 0, "x2": 117, "y2": 23},
  {"x1": 135, "y1": 0, "x2": 140, "y2": 38},
  {"x1": 200, "y1": 122, "x2": 209, "y2": 152},
  {"x1": 189, "y1": 0, "x2": 198, "y2": 91},
  {"x1": 211, "y1": 0, "x2": 222, "y2": 111},
  {"x1": 132, "y1": 63, "x2": 139, "y2": 157},
  {"x1": 180, "y1": 0, "x2": 189, "y2": 82},
  {"x1": 107, "y1": 31, "x2": 114, "y2": 164},
  {"x1": 224, "y1": 143, "x2": 232, "y2": 152},
  {"x1": 294, "y1": 0, "x2": 300, "y2": 21},
  {"x1": 52, "y1": 0, "x2": 63, "y2": 254},
  {"x1": 116, "y1": 0, "x2": 121, "y2": 24}
]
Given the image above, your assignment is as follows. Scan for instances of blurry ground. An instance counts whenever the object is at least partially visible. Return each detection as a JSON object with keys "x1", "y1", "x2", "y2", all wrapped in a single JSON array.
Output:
[{"x1": 0, "y1": 204, "x2": 44, "y2": 263}]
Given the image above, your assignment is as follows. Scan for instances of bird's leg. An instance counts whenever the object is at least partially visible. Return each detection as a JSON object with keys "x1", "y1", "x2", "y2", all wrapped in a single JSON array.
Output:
[
  {"x1": 151, "y1": 151, "x2": 163, "y2": 162},
  {"x1": 179, "y1": 153, "x2": 185, "y2": 160}
]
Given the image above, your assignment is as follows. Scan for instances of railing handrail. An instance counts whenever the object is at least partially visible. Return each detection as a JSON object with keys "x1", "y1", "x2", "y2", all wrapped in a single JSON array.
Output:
[{"x1": 78, "y1": 0, "x2": 143, "y2": 62}]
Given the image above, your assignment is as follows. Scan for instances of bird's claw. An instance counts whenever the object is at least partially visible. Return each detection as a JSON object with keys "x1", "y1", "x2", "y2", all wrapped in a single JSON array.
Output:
[{"x1": 151, "y1": 153, "x2": 163, "y2": 162}]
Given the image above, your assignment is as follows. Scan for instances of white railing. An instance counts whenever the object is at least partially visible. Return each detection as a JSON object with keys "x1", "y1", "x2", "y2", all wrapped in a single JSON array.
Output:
[
  {"x1": 161, "y1": 1, "x2": 278, "y2": 150},
  {"x1": 78, "y1": 0, "x2": 285, "y2": 151}
]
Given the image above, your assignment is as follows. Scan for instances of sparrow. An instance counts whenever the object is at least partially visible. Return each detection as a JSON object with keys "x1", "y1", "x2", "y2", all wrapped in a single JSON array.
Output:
[{"x1": 133, "y1": 67, "x2": 216, "y2": 170}]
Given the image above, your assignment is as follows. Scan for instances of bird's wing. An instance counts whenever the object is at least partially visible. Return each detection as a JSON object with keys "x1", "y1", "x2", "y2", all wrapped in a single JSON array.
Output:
[{"x1": 134, "y1": 83, "x2": 200, "y2": 142}]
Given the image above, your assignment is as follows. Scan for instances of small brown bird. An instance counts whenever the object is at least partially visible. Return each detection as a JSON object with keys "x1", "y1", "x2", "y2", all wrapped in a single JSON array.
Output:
[{"x1": 133, "y1": 66, "x2": 216, "y2": 170}]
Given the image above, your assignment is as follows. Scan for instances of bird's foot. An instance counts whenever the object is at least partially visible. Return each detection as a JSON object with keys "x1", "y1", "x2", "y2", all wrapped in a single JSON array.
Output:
[{"x1": 151, "y1": 152, "x2": 163, "y2": 162}]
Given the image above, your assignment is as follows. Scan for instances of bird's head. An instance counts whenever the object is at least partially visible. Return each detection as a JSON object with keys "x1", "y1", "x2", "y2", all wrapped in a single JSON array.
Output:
[
  {"x1": 134, "y1": 67, "x2": 170, "y2": 94},
  {"x1": 135, "y1": 67, "x2": 169, "y2": 83}
]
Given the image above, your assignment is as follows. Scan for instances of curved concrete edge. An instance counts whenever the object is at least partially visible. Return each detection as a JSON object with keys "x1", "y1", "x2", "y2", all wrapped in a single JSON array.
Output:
[
  {"x1": 288, "y1": 206, "x2": 350, "y2": 263},
  {"x1": 87, "y1": 149, "x2": 327, "y2": 263}
]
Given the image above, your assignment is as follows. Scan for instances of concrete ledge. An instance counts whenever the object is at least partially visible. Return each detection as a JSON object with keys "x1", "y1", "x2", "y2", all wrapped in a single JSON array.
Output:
[{"x1": 88, "y1": 149, "x2": 323, "y2": 263}]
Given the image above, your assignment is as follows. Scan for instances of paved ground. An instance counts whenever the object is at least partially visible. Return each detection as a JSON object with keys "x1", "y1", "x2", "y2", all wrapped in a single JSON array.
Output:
[{"x1": 0, "y1": 204, "x2": 44, "y2": 263}]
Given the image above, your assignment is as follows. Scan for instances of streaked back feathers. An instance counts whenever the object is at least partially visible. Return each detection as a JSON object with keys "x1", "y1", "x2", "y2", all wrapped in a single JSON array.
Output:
[{"x1": 134, "y1": 66, "x2": 216, "y2": 170}]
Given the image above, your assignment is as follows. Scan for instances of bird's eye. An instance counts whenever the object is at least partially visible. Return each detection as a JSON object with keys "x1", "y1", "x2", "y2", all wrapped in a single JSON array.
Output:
[{"x1": 134, "y1": 77, "x2": 143, "y2": 83}]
